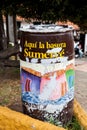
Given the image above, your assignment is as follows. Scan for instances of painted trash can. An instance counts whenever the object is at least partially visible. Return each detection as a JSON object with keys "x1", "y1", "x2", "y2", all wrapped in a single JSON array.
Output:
[{"x1": 19, "y1": 24, "x2": 75, "y2": 126}]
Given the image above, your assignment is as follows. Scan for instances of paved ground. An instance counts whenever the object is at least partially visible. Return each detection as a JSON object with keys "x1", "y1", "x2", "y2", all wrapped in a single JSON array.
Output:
[{"x1": 75, "y1": 57, "x2": 87, "y2": 112}]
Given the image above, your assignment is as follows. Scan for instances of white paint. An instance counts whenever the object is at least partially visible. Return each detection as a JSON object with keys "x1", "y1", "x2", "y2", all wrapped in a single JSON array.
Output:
[
  {"x1": 31, "y1": 58, "x2": 38, "y2": 63},
  {"x1": 20, "y1": 59, "x2": 74, "y2": 75},
  {"x1": 26, "y1": 57, "x2": 29, "y2": 62},
  {"x1": 20, "y1": 24, "x2": 72, "y2": 33},
  {"x1": 19, "y1": 45, "x2": 22, "y2": 52},
  {"x1": 44, "y1": 104, "x2": 64, "y2": 113},
  {"x1": 46, "y1": 47, "x2": 62, "y2": 53},
  {"x1": 39, "y1": 73, "x2": 57, "y2": 100}
]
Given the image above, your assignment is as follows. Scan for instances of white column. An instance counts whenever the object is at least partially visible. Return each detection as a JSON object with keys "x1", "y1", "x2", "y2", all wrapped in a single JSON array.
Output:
[
  {"x1": 8, "y1": 15, "x2": 14, "y2": 45},
  {"x1": 84, "y1": 34, "x2": 87, "y2": 54}
]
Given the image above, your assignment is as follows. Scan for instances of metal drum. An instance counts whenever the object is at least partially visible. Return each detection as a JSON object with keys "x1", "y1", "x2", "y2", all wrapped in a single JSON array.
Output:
[{"x1": 20, "y1": 24, "x2": 75, "y2": 126}]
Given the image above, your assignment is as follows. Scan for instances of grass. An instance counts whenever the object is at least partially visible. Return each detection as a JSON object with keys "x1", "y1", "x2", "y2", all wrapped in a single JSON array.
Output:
[
  {"x1": 65, "y1": 117, "x2": 82, "y2": 130},
  {"x1": 47, "y1": 116, "x2": 82, "y2": 130},
  {"x1": 0, "y1": 79, "x2": 21, "y2": 106},
  {"x1": 0, "y1": 67, "x2": 21, "y2": 106}
]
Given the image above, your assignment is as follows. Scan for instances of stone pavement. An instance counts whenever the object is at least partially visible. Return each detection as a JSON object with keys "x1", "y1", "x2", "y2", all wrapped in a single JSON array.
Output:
[{"x1": 75, "y1": 57, "x2": 87, "y2": 112}]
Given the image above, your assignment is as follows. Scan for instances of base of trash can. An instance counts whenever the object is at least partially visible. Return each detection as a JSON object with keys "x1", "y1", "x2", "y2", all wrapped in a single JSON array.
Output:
[{"x1": 22, "y1": 99, "x2": 74, "y2": 126}]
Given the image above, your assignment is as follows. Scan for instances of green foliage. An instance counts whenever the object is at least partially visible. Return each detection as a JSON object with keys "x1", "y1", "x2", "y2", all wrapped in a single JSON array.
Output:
[
  {"x1": 0, "y1": 0, "x2": 87, "y2": 30},
  {"x1": 46, "y1": 116, "x2": 81, "y2": 130},
  {"x1": 65, "y1": 117, "x2": 81, "y2": 130},
  {"x1": 46, "y1": 115, "x2": 62, "y2": 127}
]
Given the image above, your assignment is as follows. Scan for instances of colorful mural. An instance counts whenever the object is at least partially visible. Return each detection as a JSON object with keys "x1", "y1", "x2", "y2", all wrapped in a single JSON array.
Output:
[{"x1": 20, "y1": 27, "x2": 75, "y2": 125}]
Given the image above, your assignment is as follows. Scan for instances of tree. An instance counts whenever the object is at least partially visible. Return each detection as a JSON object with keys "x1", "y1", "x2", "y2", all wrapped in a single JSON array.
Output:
[
  {"x1": 0, "y1": 1, "x2": 6, "y2": 51},
  {"x1": 62, "y1": 0, "x2": 87, "y2": 31},
  {"x1": 16, "y1": 0, "x2": 87, "y2": 31},
  {"x1": 1, "y1": 0, "x2": 87, "y2": 32},
  {"x1": 0, "y1": 0, "x2": 21, "y2": 66}
]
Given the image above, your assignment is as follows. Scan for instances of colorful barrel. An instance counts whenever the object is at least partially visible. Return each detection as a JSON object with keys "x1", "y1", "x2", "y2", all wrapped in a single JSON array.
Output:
[{"x1": 20, "y1": 24, "x2": 75, "y2": 126}]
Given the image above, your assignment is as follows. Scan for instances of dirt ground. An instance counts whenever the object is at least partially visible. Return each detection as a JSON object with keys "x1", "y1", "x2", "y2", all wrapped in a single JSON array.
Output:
[
  {"x1": 0, "y1": 67, "x2": 23, "y2": 112},
  {"x1": 0, "y1": 57, "x2": 87, "y2": 113}
]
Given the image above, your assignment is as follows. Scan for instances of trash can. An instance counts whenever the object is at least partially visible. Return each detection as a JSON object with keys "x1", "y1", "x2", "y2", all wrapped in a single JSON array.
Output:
[{"x1": 19, "y1": 24, "x2": 75, "y2": 126}]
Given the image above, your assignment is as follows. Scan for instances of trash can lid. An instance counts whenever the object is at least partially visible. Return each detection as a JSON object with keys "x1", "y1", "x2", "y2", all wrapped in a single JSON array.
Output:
[{"x1": 19, "y1": 24, "x2": 72, "y2": 33}]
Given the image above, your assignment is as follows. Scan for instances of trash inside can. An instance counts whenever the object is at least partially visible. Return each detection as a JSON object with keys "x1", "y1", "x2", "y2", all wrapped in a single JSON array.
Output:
[{"x1": 19, "y1": 24, "x2": 75, "y2": 126}]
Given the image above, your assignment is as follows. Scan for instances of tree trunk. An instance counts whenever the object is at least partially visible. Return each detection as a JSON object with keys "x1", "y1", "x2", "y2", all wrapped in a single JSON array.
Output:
[
  {"x1": 0, "y1": 44, "x2": 19, "y2": 59},
  {"x1": 0, "y1": 11, "x2": 7, "y2": 50},
  {"x1": 6, "y1": 13, "x2": 9, "y2": 47},
  {"x1": 0, "y1": 59, "x2": 20, "y2": 67},
  {"x1": 7, "y1": 14, "x2": 17, "y2": 45},
  {"x1": 13, "y1": 15, "x2": 17, "y2": 45}
]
